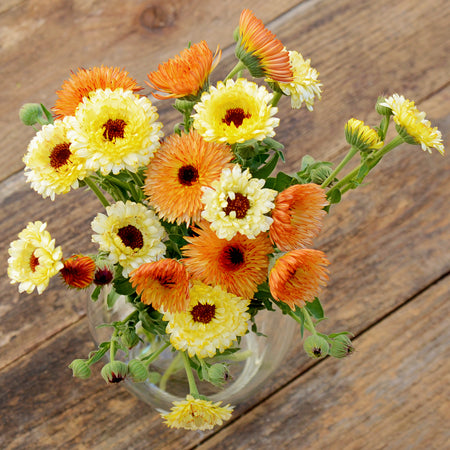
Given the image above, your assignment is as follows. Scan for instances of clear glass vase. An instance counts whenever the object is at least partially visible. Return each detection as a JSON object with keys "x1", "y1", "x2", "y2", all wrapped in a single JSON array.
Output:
[{"x1": 87, "y1": 289, "x2": 297, "y2": 413}]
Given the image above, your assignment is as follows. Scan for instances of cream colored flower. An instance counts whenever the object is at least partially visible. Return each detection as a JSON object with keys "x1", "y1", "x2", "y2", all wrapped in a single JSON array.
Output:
[
  {"x1": 68, "y1": 88, "x2": 163, "y2": 175},
  {"x1": 23, "y1": 117, "x2": 88, "y2": 200},
  {"x1": 7, "y1": 221, "x2": 63, "y2": 294},
  {"x1": 91, "y1": 201, "x2": 166, "y2": 277},
  {"x1": 161, "y1": 394, "x2": 233, "y2": 431},
  {"x1": 201, "y1": 165, "x2": 277, "y2": 240},
  {"x1": 163, "y1": 281, "x2": 250, "y2": 358},
  {"x1": 192, "y1": 78, "x2": 279, "y2": 144}
]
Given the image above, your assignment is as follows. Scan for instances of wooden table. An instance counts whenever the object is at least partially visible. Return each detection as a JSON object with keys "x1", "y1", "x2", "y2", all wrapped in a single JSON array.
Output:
[{"x1": 1, "y1": 1, "x2": 449, "y2": 448}]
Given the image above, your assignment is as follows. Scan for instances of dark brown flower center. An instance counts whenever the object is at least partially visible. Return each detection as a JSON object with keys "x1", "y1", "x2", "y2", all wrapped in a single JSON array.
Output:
[
  {"x1": 190, "y1": 303, "x2": 216, "y2": 324},
  {"x1": 223, "y1": 193, "x2": 250, "y2": 219},
  {"x1": 178, "y1": 164, "x2": 199, "y2": 186},
  {"x1": 94, "y1": 267, "x2": 114, "y2": 286},
  {"x1": 219, "y1": 245, "x2": 245, "y2": 271},
  {"x1": 103, "y1": 119, "x2": 126, "y2": 141},
  {"x1": 49, "y1": 142, "x2": 72, "y2": 170},
  {"x1": 222, "y1": 108, "x2": 251, "y2": 128},
  {"x1": 30, "y1": 252, "x2": 39, "y2": 272},
  {"x1": 117, "y1": 225, "x2": 144, "y2": 249}
]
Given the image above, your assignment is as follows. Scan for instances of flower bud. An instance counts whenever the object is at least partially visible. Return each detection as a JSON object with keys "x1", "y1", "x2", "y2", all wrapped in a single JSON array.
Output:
[
  {"x1": 207, "y1": 363, "x2": 229, "y2": 387},
  {"x1": 121, "y1": 327, "x2": 140, "y2": 349},
  {"x1": 303, "y1": 335, "x2": 329, "y2": 359},
  {"x1": 19, "y1": 103, "x2": 47, "y2": 126},
  {"x1": 375, "y1": 96, "x2": 392, "y2": 116},
  {"x1": 101, "y1": 361, "x2": 128, "y2": 384},
  {"x1": 310, "y1": 165, "x2": 333, "y2": 185},
  {"x1": 329, "y1": 334, "x2": 354, "y2": 358},
  {"x1": 68, "y1": 359, "x2": 92, "y2": 380},
  {"x1": 94, "y1": 265, "x2": 114, "y2": 286},
  {"x1": 128, "y1": 359, "x2": 149, "y2": 383},
  {"x1": 345, "y1": 118, "x2": 383, "y2": 153}
]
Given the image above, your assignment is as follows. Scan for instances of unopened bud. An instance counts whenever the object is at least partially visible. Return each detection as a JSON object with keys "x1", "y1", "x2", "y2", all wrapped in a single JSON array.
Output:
[
  {"x1": 128, "y1": 359, "x2": 149, "y2": 383},
  {"x1": 101, "y1": 361, "x2": 128, "y2": 384},
  {"x1": 310, "y1": 165, "x2": 333, "y2": 184},
  {"x1": 94, "y1": 265, "x2": 114, "y2": 286},
  {"x1": 121, "y1": 327, "x2": 139, "y2": 349},
  {"x1": 303, "y1": 335, "x2": 329, "y2": 359},
  {"x1": 207, "y1": 363, "x2": 229, "y2": 387},
  {"x1": 19, "y1": 103, "x2": 47, "y2": 126},
  {"x1": 375, "y1": 96, "x2": 392, "y2": 116},
  {"x1": 68, "y1": 359, "x2": 92, "y2": 380},
  {"x1": 329, "y1": 334, "x2": 354, "y2": 358}
]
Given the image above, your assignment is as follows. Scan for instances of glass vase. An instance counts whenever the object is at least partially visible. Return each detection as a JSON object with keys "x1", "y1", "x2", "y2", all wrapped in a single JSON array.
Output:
[{"x1": 86, "y1": 288, "x2": 297, "y2": 413}]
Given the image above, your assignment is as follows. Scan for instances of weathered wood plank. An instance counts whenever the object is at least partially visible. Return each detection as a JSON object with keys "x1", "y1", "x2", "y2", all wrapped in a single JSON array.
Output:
[
  {"x1": 0, "y1": 0, "x2": 301, "y2": 182},
  {"x1": 198, "y1": 275, "x2": 450, "y2": 450}
]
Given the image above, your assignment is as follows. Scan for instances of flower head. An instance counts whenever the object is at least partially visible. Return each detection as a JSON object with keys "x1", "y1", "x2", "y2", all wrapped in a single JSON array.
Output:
[
  {"x1": 53, "y1": 66, "x2": 142, "y2": 119},
  {"x1": 7, "y1": 221, "x2": 63, "y2": 294},
  {"x1": 23, "y1": 117, "x2": 88, "y2": 200},
  {"x1": 147, "y1": 41, "x2": 221, "y2": 100},
  {"x1": 345, "y1": 118, "x2": 384, "y2": 152},
  {"x1": 91, "y1": 201, "x2": 166, "y2": 277},
  {"x1": 235, "y1": 9, "x2": 292, "y2": 82},
  {"x1": 163, "y1": 281, "x2": 250, "y2": 358},
  {"x1": 182, "y1": 222, "x2": 273, "y2": 299},
  {"x1": 380, "y1": 94, "x2": 444, "y2": 154},
  {"x1": 269, "y1": 249, "x2": 329, "y2": 309},
  {"x1": 270, "y1": 183, "x2": 328, "y2": 251},
  {"x1": 144, "y1": 130, "x2": 233, "y2": 225},
  {"x1": 269, "y1": 50, "x2": 322, "y2": 110},
  {"x1": 68, "y1": 88, "x2": 163, "y2": 175},
  {"x1": 130, "y1": 259, "x2": 190, "y2": 313},
  {"x1": 193, "y1": 78, "x2": 279, "y2": 144},
  {"x1": 161, "y1": 394, "x2": 233, "y2": 431},
  {"x1": 60, "y1": 254, "x2": 96, "y2": 289},
  {"x1": 201, "y1": 165, "x2": 277, "y2": 240}
]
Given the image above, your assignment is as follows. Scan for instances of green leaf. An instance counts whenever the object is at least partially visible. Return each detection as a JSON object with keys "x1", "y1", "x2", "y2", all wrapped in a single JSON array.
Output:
[
  {"x1": 356, "y1": 162, "x2": 370, "y2": 182},
  {"x1": 327, "y1": 188, "x2": 342, "y2": 204},
  {"x1": 252, "y1": 152, "x2": 280, "y2": 179},
  {"x1": 300, "y1": 155, "x2": 316, "y2": 171},
  {"x1": 305, "y1": 297, "x2": 325, "y2": 320},
  {"x1": 91, "y1": 285, "x2": 102, "y2": 302},
  {"x1": 107, "y1": 288, "x2": 120, "y2": 309},
  {"x1": 113, "y1": 275, "x2": 135, "y2": 296},
  {"x1": 87, "y1": 342, "x2": 110, "y2": 365}
]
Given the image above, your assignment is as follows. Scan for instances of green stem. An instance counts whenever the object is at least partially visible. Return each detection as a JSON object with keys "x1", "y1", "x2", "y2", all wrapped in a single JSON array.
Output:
[
  {"x1": 129, "y1": 170, "x2": 144, "y2": 188},
  {"x1": 271, "y1": 91, "x2": 283, "y2": 107},
  {"x1": 321, "y1": 146, "x2": 358, "y2": 189},
  {"x1": 159, "y1": 352, "x2": 183, "y2": 392},
  {"x1": 301, "y1": 307, "x2": 317, "y2": 335},
  {"x1": 84, "y1": 177, "x2": 110, "y2": 208},
  {"x1": 224, "y1": 61, "x2": 246, "y2": 81},
  {"x1": 141, "y1": 341, "x2": 171, "y2": 364},
  {"x1": 182, "y1": 351, "x2": 200, "y2": 397},
  {"x1": 110, "y1": 329, "x2": 119, "y2": 362}
]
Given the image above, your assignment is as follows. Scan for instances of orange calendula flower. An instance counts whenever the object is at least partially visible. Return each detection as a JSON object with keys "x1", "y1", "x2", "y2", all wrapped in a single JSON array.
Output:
[
  {"x1": 269, "y1": 249, "x2": 330, "y2": 309},
  {"x1": 130, "y1": 259, "x2": 190, "y2": 313},
  {"x1": 182, "y1": 222, "x2": 273, "y2": 299},
  {"x1": 146, "y1": 41, "x2": 221, "y2": 100},
  {"x1": 270, "y1": 184, "x2": 328, "y2": 251},
  {"x1": 53, "y1": 66, "x2": 142, "y2": 119},
  {"x1": 144, "y1": 130, "x2": 233, "y2": 225},
  {"x1": 60, "y1": 254, "x2": 96, "y2": 289},
  {"x1": 236, "y1": 9, "x2": 292, "y2": 82}
]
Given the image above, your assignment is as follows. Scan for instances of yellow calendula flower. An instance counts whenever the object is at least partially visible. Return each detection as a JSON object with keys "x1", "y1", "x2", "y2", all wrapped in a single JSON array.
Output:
[
  {"x1": 381, "y1": 94, "x2": 444, "y2": 154},
  {"x1": 345, "y1": 118, "x2": 384, "y2": 152},
  {"x1": 192, "y1": 78, "x2": 279, "y2": 144},
  {"x1": 68, "y1": 88, "x2": 163, "y2": 175},
  {"x1": 269, "y1": 50, "x2": 322, "y2": 110},
  {"x1": 7, "y1": 221, "x2": 63, "y2": 294},
  {"x1": 91, "y1": 201, "x2": 166, "y2": 277},
  {"x1": 163, "y1": 281, "x2": 250, "y2": 359},
  {"x1": 23, "y1": 117, "x2": 88, "y2": 200},
  {"x1": 161, "y1": 394, "x2": 233, "y2": 431},
  {"x1": 201, "y1": 165, "x2": 277, "y2": 240}
]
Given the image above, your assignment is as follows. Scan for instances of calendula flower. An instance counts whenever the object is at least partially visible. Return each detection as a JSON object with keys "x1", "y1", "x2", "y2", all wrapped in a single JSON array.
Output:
[
  {"x1": 345, "y1": 118, "x2": 384, "y2": 152},
  {"x1": 144, "y1": 130, "x2": 233, "y2": 225},
  {"x1": 23, "y1": 117, "x2": 88, "y2": 200},
  {"x1": 201, "y1": 165, "x2": 277, "y2": 240},
  {"x1": 192, "y1": 78, "x2": 279, "y2": 144},
  {"x1": 163, "y1": 281, "x2": 250, "y2": 358},
  {"x1": 91, "y1": 201, "x2": 166, "y2": 277},
  {"x1": 235, "y1": 9, "x2": 292, "y2": 82},
  {"x1": 270, "y1": 183, "x2": 328, "y2": 251},
  {"x1": 68, "y1": 88, "x2": 163, "y2": 175},
  {"x1": 130, "y1": 259, "x2": 190, "y2": 313},
  {"x1": 53, "y1": 66, "x2": 142, "y2": 119},
  {"x1": 269, "y1": 50, "x2": 322, "y2": 110},
  {"x1": 161, "y1": 394, "x2": 233, "y2": 431},
  {"x1": 60, "y1": 254, "x2": 96, "y2": 289},
  {"x1": 147, "y1": 41, "x2": 221, "y2": 100},
  {"x1": 269, "y1": 249, "x2": 330, "y2": 309},
  {"x1": 182, "y1": 222, "x2": 273, "y2": 299},
  {"x1": 7, "y1": 221, "x2": 63, "y2": 294},
  {"x1": 380, "y1": 94, "x2": 444, "y2": 154}
]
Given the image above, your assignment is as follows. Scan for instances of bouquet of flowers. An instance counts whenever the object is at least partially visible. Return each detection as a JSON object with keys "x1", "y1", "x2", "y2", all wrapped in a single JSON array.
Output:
[{"x1": 7, "y1": 9, "x2": 444, "y2": 431}]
